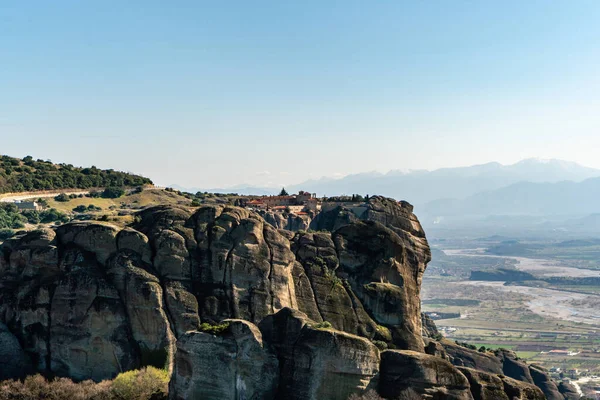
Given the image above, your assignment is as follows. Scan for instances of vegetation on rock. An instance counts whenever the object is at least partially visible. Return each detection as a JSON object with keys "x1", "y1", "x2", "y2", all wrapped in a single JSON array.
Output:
[{"x1": 198, "y1": 322, "x2": 230, "y2": 335}]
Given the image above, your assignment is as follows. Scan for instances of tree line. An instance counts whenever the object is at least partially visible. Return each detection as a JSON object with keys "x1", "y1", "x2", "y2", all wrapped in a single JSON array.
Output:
[{"x1": 0, "y1": 155, "x2": 152, "y2": 194}]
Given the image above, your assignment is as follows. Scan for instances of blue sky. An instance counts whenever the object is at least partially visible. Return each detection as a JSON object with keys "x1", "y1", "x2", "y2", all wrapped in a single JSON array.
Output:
[{"x1": 2, "y1": 1, "x2": 600, "y2": 188}]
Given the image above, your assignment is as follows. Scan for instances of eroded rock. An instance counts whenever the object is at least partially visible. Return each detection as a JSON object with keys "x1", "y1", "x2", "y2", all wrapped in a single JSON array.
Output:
[{"x1": 170, "y1": 320, "x2": 278, "y2": 400}]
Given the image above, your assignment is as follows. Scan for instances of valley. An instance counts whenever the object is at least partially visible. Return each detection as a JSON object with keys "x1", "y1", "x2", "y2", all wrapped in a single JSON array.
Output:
[{"x1": 423, "y1": 240, "x2": 600, "y2": 394}]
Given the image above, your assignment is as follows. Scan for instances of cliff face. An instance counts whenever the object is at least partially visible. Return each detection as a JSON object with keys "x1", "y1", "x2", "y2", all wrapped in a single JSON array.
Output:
[{"x1": 0, "y1": 196, "x2": 561, "y2": 399}]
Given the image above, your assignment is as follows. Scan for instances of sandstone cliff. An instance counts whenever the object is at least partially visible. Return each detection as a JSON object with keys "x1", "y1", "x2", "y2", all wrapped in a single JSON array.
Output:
[{"x1": 0, "y1": 196, "x2": 566, "y2": 399}]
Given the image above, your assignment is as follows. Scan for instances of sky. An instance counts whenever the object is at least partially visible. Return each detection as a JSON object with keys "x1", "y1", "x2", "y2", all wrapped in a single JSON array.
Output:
[{"x1": 2, "y1": 1, "x2": 600, "y2": 189}]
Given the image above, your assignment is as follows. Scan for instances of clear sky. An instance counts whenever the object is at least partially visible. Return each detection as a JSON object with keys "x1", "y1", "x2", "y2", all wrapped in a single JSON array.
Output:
[{"x1": 2, "y1": 1, "x2": 600, "y2": 188}]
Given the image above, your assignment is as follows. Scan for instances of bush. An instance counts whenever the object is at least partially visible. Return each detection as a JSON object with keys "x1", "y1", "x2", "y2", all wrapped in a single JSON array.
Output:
[
  {"x1": 111, "y1": 367, "x2": 169, "y2": 400},
  {"x1": 347, "y1": 390, "x2": 385, "y2": 400},
  {"x1": 102, "y1": 187, "x2": 125, "y2": 199},
  {"x1": 0, "y1": 228, "x2": 15, "y2": 240},
  {"x1": 372, "y1": 340, "x2": 388, "y2": 351},
  {"x1": 199, "y1": 322, "x2": 230, "y2": 335},
  {"x1": 22, "y1": 210, "x2": 41, "y2": 224},
  {"x1": 40, "y1": 208, "x2": 70, "y2": 224},
  {"x1": 312, "y1": 321, "x2": 333, "y2": 330},
  {"x1": 0, "y1": 368, "x2": 168, "y2": 400},
  {"x1": 0, "y1": 374, "x2": 112, "y2": 400},
  {"x1": 55, "y1": 193, "x2": 70, "y2": 202}
]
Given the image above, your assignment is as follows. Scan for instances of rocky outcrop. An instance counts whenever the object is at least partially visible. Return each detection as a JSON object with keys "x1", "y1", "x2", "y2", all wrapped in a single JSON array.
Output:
[
  {"x1": 259, "y1": 308, "x2": 380, "y2": 400},
  {"x1": 422, "y1": 312, "x2": 439, "y2": 338},
  {"x1": 170, "y1": 319, "x2": 279, "y2": 400},
  {"x1": 458, "y1": 367, "x2": 509, "y2": 400},
  {"x1": 529, "y1": 364, "x2": 564, "y2": 400},
  {"x1": 457, "y1": 366, "x2": 547, "y2": 400},
  {"x1": 443, "y1": 341, "x2": 504, "y2": 375},
  {"x1": 0, "y1": 322, "x2": 33, "y2": 380},
  {"x1": 379, "y1": 350, "x2": 473, "y2": 399},
  {"x1": 500, "y1": 375, "x2": 546, "y2": 399},
  {"x1": 557, "y1": 381, "x2": 580, "y2": 400},
  {"x1": 0, "y1": 196, "x2": 560, "y2": 399}
]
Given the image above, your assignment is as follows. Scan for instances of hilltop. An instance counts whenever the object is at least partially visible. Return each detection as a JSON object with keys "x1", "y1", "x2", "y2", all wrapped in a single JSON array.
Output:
[{"x1": 0, "y1": 155, "x2": 152, "y2": 194}]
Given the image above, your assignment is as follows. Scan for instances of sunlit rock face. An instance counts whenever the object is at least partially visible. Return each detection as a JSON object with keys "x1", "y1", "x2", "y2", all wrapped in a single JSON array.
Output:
[{"x1": 0, "y1": 196, "x2": 562, "y2": 399}]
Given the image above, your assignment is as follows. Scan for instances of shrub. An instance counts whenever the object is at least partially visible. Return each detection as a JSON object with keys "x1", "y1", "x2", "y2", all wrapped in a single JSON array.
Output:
[
  {"x1": 22, "y1": 210, "x2": 41, "y2": 224},
  {"x1": 102, "y1": 187, "x2": 125, "y2": 199},
  {"x1": 313, "y1": 321, "x2": 333, "y2": 330},
  {"x1": 0, "y1": 374, "x2": 112, "y2": 400},
  {"x1": 73, "y1": 205, "x2": 88, "y2": 213},
  {"x1": 111, "y1": 367, "x2": 169, "y2": 400},
  {"x1": 199, "y1": 322, "x2": 230, "y2": 335},
  {"x1": 40, "y1": 208, "x2": 70, "y2": 224},
  {"x1": 55, "y1": 193, "x2": 70, "y2": 202},
  {"x1": 372, "y1": 340, "x2": 388, "y2": 351},
  {"x1": 0, "y1": 228, "x2": 15, "y2": 240},
  {"x1": 0, "y1": 368, "x2": 168, "y2": 400},
  {"x1": 347, "y1": 390, "x2": 385, "y2": 400}
]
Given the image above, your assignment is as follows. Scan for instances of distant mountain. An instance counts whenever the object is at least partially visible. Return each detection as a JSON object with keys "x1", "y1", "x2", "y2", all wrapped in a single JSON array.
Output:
[
  {"x1": 287, "y1": 159, "x2": 600, "y2": 205},
  {"x1": 421, "y1": 177, "x2": 600, "y2": 217}
]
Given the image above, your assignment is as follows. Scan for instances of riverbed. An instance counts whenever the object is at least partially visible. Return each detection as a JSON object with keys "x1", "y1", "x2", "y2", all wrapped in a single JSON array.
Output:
[{"x1": 443, "y1": 249, "x2": 600, "y2": 325}]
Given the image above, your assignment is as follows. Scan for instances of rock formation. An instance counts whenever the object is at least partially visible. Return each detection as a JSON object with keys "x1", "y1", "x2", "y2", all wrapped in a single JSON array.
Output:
[{"x1": 0, "y1": 196, "x2": 567, "y2": 399}]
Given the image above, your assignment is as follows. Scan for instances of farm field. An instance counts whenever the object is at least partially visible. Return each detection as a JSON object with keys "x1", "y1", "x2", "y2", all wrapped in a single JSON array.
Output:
[{"x1": 423, "y1": 241, "x2": 600, "y2": 377}]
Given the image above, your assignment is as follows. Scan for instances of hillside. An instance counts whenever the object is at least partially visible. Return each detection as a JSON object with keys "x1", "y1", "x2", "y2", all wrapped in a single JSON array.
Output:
[{"x1": 0, "y1": 155, "x2": 152, "y2": 194}]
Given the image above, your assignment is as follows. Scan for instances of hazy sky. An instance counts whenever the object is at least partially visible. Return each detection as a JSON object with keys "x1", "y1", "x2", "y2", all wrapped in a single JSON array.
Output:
[{"x1": 2, "y1": 1, "x2": 600, "y2": 188}]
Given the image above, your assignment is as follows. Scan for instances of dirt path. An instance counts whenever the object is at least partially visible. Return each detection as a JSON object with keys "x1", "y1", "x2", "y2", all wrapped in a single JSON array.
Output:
[{"x1": 0, "y1": 190, "x2": 93, "y2": 202}]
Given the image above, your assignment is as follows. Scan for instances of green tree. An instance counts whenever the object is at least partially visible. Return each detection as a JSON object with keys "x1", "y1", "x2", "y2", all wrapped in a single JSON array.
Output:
[
  {"x1": 102, "y1": 186, "x2": 125, "y2": 198},
  {"x1": 279, "y1": 187, "x2": 289, "y2": 196}
]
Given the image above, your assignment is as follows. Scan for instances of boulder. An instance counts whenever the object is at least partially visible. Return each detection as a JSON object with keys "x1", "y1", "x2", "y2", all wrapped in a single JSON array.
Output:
[
  {"x1": 56, "y1": 222, "x2": 119, "y2": 265},
  {"x1": 458, "y1": 367, "x2": 509, "y2": 400},
  {"x1": 116, "y1": 228, "x2": 152, "y2": 264},
  {"x1": 557, "y1": 380, "x2": 580, "y2": 400},
  {"x1": 260, "y1": 308, "x2": 380, "y2": 400},
  {"x1": 500, "y1": 375, "x2": 546, "y2": 400},
  {"x1": 529, "y1": 364, "x2": 564, "y2": 400},
  {"x1": 379, "y1": 350, "x2": 473, "y2": 399},
  {"x1": 443, "y1": 341, "x2": 504, "y2": 375},
  {"x1": 170, "y1": 320, "x2": 279, "y2": 400}
]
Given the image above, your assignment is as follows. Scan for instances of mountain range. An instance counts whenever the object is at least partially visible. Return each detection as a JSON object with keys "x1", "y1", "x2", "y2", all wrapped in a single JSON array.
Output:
[{"x1": 177, "y1": 159, "x2": 600, "y2": 218}]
